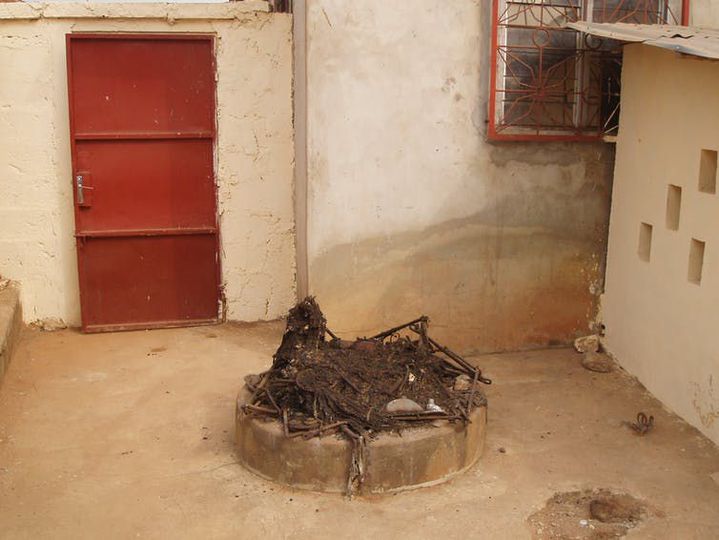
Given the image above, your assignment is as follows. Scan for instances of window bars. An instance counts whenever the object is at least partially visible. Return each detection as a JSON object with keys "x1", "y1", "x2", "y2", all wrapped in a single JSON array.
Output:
[{"x1": 489, "y1": 0, "x2": 685, "y2": 141}]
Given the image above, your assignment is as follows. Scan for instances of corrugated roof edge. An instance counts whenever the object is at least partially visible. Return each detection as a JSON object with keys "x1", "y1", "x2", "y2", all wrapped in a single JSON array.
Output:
[{"x1": 566, "y1": 22, "x2": 719, "y2": 61}]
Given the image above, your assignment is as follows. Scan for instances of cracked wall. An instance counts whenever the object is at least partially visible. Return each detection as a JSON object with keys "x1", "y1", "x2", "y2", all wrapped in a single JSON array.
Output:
[
  {"x1": 305, "y1": 0, "x2": 614, "y2": 353},
  {"x1": 602, "y1": 45, "x2": 719, "y2": 445},
  {"x1": 0, "y1": 2, "x2": 296, "y2": 325}
]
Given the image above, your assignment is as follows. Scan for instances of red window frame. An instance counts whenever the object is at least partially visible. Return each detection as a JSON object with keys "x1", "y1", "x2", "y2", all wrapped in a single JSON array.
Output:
[{"x1": 489, "y1": 0, "x2": 690, "y2": 142}]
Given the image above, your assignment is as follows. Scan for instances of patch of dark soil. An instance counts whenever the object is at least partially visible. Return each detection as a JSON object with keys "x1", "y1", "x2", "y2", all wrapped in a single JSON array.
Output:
[
  {"x1": 527, "y1": 488, "x2": 649, "y2": 539},
  {"x1": 241, "y1": 297, "x2": 490, "y2": 494}
]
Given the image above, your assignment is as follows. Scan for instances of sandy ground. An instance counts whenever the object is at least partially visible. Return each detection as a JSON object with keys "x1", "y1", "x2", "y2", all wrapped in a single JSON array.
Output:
[{"x1": 1, "y1": 323, "x2": 718, "y2": 539}]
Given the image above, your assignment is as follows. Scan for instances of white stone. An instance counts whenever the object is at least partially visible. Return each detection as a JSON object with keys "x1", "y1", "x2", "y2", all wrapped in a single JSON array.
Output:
[
  {"x1": 574, "y1": 334, "x2": 600, "y2": 353},
  {"x1": 385, "y1": 398, "x2": 423, "y2": 413}
]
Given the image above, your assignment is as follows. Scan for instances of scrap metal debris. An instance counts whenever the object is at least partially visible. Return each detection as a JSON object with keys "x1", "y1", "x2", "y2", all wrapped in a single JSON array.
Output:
[
  {"x1": 240, "y1": 297, "x2": 491, "y2": 495},
  {"x1": 626, "y1": 412, "x2": 654, "y2": 435}
]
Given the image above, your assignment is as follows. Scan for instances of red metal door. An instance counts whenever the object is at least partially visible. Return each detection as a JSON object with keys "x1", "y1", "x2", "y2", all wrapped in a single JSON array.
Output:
[{"x1": 67, "y1": 34, "x2": 220, "y2": 332}]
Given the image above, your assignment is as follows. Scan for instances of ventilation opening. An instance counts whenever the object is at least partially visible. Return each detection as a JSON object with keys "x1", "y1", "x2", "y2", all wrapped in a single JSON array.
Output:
[
  {"x1": 699, "y1": 149, "x2": 717, "y2": 194},
  {"x1": 688, "y1": 239, "x2": 706, "y2": 285},
  {"x1": 666, "y1": 185, "x2": 682, "y2": 231},
  {"x1": 638, "y1": 222, "x2": 653, "y2": 262}
]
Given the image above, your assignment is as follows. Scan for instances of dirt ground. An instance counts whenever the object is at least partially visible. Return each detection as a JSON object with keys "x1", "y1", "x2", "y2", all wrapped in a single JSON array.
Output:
[{"x1": 1, "y1": 323, "x2": 718, "y2": 539}]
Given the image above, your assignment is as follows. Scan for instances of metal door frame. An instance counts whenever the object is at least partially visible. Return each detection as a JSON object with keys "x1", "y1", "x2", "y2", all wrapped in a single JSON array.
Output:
[{"x1": 66, "y1": 33, "x2": 223, "y2": 332}]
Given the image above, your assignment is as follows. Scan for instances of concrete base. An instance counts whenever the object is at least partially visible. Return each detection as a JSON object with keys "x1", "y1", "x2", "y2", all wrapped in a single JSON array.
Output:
[
  {"x1": 235, "y1": 388, "x2": 487, "y2": 494},
  {"x1": 0, "y1": 284, "x2": 22, "y2": 387}
]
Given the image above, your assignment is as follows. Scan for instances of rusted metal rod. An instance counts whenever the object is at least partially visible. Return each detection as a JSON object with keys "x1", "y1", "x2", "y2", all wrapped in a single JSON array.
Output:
[{"x1": 369, "y1": 316, "x2": 429, "y2": 341}]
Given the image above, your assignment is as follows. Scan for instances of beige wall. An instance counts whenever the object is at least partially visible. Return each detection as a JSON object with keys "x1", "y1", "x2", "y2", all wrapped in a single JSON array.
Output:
[
  {"x1": 691, "y1": 0, "x2": 719, "y2": 27},
  {"x1": 603, "y1": 45, "x2": 719, "y2": 444},
  {"x1": 305, "y1": 0, "x2": 614, "y2": 353},
  {"x1": 0, "y1": 2, "x2": 296, "y2": 325}
]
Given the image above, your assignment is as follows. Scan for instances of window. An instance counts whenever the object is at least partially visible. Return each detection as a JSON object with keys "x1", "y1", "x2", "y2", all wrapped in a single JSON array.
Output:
[{"x1": 489, "y1": 0, "x2": 685, "y2": 141}]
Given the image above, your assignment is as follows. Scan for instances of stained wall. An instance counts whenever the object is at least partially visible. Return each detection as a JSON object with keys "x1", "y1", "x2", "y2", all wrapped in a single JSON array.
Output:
[{"x1": 305, "y1": 0, "x2": 614, "y2": 352}]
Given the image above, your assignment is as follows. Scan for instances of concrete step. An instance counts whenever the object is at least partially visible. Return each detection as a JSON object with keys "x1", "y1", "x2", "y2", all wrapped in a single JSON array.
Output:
[{"x1": 0, "y1": 283, "x2": 22, "y2": 386}]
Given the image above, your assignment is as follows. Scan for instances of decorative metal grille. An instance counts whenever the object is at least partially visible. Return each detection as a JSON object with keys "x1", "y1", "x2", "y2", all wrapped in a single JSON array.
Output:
[{"x1": 489, "y1": 0, "x2": 684, "y2": 141}]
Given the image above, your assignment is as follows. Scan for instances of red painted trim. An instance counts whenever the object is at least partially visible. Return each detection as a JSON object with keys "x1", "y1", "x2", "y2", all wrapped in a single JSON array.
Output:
[
  {"x1": 83, "y1": 319, "x2": 219, "y2": 334},
  {"x1": 75, "y1": 228, "x2": 218, "y2": 238},
  {"x1": 488, "y1": 0, "x2": 499, "y2": 141},
  {"x1": 487, "y1": 133, "x2": 603, "y2": 143},
  {"x1": 68, "y1": 33, "x2": 216, "y2": 41},
  {"x1": 65, "y1": 33, "x2": 88, "y2": 331},
  {"x1": 209, "y1": 35, "x2": 224, "y2": 322},
  {"x1": 682, "y1": 0, "x2": 690, "y2": 26},
  {"x1": 74, "y1": 131, "x2": 214, "y2": 140}
]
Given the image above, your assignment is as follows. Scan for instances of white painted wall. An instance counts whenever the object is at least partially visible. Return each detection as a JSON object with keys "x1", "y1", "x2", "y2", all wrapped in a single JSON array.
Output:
[
  {"x1": 305, "y1": 0, "x2": 614, "y2": 353},
  {"x1": 0, "y1": 3, "x2": 296, "y2": 325},
  {"x1": 603, "y1": 44, "x2": 719, "y2": 445}
]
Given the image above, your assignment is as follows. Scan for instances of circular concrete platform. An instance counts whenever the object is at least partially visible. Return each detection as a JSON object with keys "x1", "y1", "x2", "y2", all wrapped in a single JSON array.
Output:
[{"x1": 235, "y1": 388, "x2": 487, "y2": 494}]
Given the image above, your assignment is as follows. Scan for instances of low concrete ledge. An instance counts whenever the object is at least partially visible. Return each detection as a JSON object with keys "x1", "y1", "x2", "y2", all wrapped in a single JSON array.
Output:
[
  {"x1": 0, "y1": 2, "x2": 271, "y2": 21},
  {"x1": 0, "y1": 284, "x2": 22, "y2": 386},
  {"x1": 235, "y1": 388, "x2": 487, "y2": 495}
]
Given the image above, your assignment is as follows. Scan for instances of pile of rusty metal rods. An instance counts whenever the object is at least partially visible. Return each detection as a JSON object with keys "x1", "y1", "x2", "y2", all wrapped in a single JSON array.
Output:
[
  {"x1": 241, "y1": 315, "x2": 490, "y2": 439},
  {"x1": 239, "y1": 304, "x2": 492, "y2": 495}
]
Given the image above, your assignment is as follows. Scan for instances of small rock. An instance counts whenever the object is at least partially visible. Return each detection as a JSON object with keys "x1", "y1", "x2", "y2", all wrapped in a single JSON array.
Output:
[
  {"x1": 498, "y1": 447, "x2": 506, "y2": 454},
  {"x1": 31, "y1": 318, "x2": 68, "y2": 332},
  {"x1": 574, "y1": 334, "x2": 600, "y2": 353},
  {"x1": 386, "y1": 398, "x2": 423, "y2": 413},
  {"x1": 0, "y1": 278, "x2": 10, "y2": 291},
  {"x1": 711, "y1": 472, "x2": 719, "y2": 486},
  {"x1": 454, "y1": 374, "x2": 472, "y2": 391},
  {"x1": 582, "y1": 351, "x2": 614, "y2": 373},
  {"x1": 426, "y1": 398, "x2": 443, "y2": 413},
  {"x1": 579, "y1": 519, "x2": 589, "y2": 527}
]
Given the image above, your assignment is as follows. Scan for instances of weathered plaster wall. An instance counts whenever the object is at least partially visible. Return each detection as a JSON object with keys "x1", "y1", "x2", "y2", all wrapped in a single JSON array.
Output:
[
  {"x1": 0, "y1": 2, "x2": 296, "y2": 325},
  {"x1": 305, "y1": 0, "x2": 614, "y2": 353},
  {"x1": 691, "y1": 0, "x2": 719, "y2": 27},
  {"x1": 602, "y1": 45, "x2": 719, "y2": 445}
]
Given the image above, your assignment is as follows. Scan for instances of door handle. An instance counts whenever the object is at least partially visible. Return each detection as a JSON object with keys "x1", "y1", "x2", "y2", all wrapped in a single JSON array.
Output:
[{"x1": 75, "y1": 172, "x2": 93, "y2": 208}]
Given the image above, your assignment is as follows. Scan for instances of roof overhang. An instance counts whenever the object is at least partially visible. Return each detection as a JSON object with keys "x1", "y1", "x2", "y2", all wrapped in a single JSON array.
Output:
[{"x1": 566, "y1": 22, "x2": 719, "y2": 60}]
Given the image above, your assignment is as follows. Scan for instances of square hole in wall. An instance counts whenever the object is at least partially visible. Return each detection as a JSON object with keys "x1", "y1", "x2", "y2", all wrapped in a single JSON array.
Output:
[
  {"x1": 688, "y1": 239, "x2": 706, "y2": 285},
  {"x1": 666, "y1": 184, "x2": 682, "y2": 231},
  {"x1": 638, "y1": 222, "x2": 653, "y2": 262},
  {"x1": 698, "y1": 149, "x2": 717, "y2": 194}
]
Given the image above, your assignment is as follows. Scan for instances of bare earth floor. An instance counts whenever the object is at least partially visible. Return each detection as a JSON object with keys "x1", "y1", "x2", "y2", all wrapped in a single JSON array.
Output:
[{"x1": 1, "y1": 323, "x2": 718, "y2": 539}]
